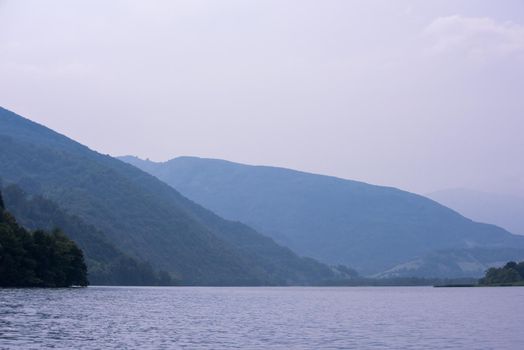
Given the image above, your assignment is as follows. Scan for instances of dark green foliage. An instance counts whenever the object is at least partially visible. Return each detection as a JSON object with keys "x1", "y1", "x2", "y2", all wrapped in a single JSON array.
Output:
[
  {"x1": 0, "y1": 201, "x2": 88, "y2": 287},
  {"x1": 1, "y1": 184, "x2": 177, "y2": 286},
  {"x1": 479, "y1": 261, "x2": 524, "y2": 285},
  {"x1": 0, "y1": 106, "x2": 337, "y2": 285},
  {"x1": 121, "y1": 155, "x2": 524, "y2": 277}
]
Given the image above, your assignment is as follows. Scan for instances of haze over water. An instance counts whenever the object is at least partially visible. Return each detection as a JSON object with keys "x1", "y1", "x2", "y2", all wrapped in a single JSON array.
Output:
[{"x1": 1, "y1": 286, "x2": 522, "y2": 349}]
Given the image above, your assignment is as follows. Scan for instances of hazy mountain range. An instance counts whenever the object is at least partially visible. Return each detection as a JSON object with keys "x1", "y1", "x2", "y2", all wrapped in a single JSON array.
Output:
[
  {"x1": 427, "y1": 188, "x2": 524, "y2": 236},
  {"x1": 121, "y1": 156, "x2": 524, "y2": 278},
  {"x1": 2, "y1": 104, "x2": 523, "y2": 282},
  {"x1": 0, "y1": 106, "x2": 341, "y2": 285}
]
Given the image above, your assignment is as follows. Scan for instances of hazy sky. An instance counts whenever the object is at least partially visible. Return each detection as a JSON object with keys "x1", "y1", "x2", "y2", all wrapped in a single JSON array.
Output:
[{"x1": 1, "y1": 0, "x2": 523, "y2": 196}]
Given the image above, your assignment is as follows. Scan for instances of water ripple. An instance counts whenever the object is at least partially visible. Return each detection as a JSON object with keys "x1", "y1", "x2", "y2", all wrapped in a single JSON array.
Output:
[{"x1": 0, "y1": 286, "x2": 522, "y2": 349}]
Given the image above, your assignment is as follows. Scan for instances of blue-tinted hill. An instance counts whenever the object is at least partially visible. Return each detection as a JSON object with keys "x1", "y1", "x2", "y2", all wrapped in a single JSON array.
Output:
[
  {"x1": 121, "y1": 155, "x2": 524, "y2": 277},
  {"x1": 0, "y1": 106, "x2": 338, "y2": 285}
]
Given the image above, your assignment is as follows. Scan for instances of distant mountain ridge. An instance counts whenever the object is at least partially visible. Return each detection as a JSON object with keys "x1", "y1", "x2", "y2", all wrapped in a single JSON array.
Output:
[
  {"x1": 427, "y1": 188, "x2": 524, "y2": 236},
  {"x1": 120, "y1": 155, "x2": 524, "y2": 277},
  {"x1": 0, "y1": 106, "x2": 340, "y2": 285}
]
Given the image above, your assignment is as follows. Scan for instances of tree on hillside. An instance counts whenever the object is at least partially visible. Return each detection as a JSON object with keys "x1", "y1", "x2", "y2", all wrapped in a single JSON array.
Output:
[{"x1": 0, "y1": 191, "x2": 88, "y2": 287}]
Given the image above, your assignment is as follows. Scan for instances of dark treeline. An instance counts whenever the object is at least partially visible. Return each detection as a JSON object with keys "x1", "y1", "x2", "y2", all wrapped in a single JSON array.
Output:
[
  {"x1": 91, "y1": 255, "x2": 175, "y2": 286},
  {"x1": 479, "y1": 261, "x2": 524, "y2": 286},
  {"x1": 0, "y1": 191, "x2": 88, "y2": 287}
]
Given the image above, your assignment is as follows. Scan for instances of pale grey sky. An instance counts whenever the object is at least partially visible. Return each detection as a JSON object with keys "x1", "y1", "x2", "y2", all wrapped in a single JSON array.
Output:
[{"x1": 1, "y1": 0, "x2": 523, "y2": 195}]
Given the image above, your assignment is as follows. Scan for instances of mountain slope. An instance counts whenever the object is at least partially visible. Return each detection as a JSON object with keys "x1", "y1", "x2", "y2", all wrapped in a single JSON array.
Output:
[
  {"x1": 375, "y1": 247, "x2": 524, "y2": 278},
  {"x1": 120, "y1": 156, "x2": 524, "y2": 276},
  {"x1": 0, "y1": 106, "x2": 336, "y2": 285},
  {"x1": 428, "y1": 188, "x2": 524, "y2": 236},
  {"x1": 0, "y1": 192, "x2": 88, "y2": 288},
  {"x1": 1, "y1": 183, "x2": 175, "y2": 285}
]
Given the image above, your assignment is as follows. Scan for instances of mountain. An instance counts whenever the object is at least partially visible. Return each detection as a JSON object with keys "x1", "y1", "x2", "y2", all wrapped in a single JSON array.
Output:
[
  {"x1": 120, "y1": 156, "x2": 524, "y2": 277},
  {"x1": 1, "y1": 183, "x2": 175, "y2": 286},
  {"x1": 0, "y1": 106, "x2": 338, "y2": 285},
  {"x1": 427, "y1": 188, "x2": 524, "y2": 236}
]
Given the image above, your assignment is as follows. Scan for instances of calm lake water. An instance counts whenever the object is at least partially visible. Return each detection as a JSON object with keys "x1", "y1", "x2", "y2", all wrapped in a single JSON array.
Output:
[{"x1": 0, "y1": 286, "x2": 522, "y2": 349}]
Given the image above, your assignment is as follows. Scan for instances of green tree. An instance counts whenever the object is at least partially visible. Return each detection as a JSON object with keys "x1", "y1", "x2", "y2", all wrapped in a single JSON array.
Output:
[
  {"x1": 479, "y1": 263, "x2": 523, "y2": 285},
  {"x1": 0, "y1": 191, "x2": 88, "y2": 287},
  {"x1": 504, "y1": 261, "x2": 517, "y2": 269}
]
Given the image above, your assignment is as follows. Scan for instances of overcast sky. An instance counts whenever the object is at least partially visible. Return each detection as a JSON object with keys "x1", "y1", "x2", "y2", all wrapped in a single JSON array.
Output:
[{"x1": 1, "y1": 0, "x2": 523, "y2": 196}]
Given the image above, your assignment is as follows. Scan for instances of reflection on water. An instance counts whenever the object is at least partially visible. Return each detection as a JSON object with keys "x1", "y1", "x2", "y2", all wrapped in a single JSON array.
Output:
[{"x1": 0, "y1": 286, "x2": 522, "y2": 349}]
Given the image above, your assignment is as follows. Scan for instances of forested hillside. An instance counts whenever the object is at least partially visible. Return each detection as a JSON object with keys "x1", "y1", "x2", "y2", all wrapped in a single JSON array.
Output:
[
  {"x1": 121, "y1": 156, "x2": 524, "y2": 277},
  {"x1": 1, "y1": 184, "x2": 175, "y2": 285},
  {"x1": 0, "y1": 191, "x2": 88, "y2": 287},
  {"x1": 0, "y1": 106, "x2": 338, "y2": 285}
]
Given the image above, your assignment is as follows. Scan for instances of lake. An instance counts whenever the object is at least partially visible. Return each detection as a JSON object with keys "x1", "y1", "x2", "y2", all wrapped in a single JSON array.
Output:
[{"x1": 1, "y1": 286, "x2": 522, "y2": 349}]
